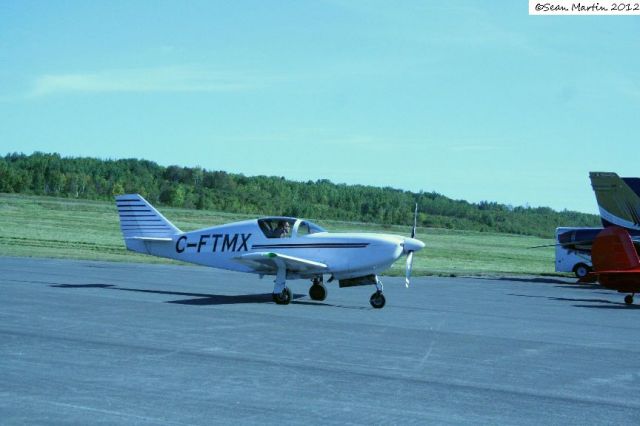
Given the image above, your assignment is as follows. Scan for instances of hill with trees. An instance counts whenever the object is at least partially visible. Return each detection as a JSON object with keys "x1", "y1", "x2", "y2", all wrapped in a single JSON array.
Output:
[{"x1": 0, "y1": 152, "x2": 600, "y2": 237}]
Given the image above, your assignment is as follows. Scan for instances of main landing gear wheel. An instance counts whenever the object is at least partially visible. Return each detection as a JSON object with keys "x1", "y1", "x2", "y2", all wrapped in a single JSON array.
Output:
[
  {"x1": 273, "y1": 287, "x2": 292, "y2": 305},
  {"x1": 369, "y1": 291, "x2": 386, "y2": 309},
  {"x1": 624, "y1": 294, "x2": 634, "y2": 305},
  {"x1": 309, "y1": 283, "x2": 327, "y2": 301}
]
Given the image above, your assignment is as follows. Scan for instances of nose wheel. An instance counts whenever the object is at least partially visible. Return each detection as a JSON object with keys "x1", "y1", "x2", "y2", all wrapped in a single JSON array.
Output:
[
  {"x1": 370, "y1": 291, "x2": 386, "y2": 309},
  {"x1": 625, "y1": 294, "x2": 635, "y2": 305},
  {"x1": 369, "y1": 276, "x2": 386, "y2": 309}
]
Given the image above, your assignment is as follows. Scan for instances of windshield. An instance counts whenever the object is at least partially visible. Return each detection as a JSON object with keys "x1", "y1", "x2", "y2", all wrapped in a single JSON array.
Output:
[
  {"x1": 258, "y1": 218, "x2": 295, "y2": 239},
  {"x1": 296, "y1": 220, "x2": 326, "y2": 236},
  {"x1": 258, "y1": 218, "x2": 326, "y2": 238}
]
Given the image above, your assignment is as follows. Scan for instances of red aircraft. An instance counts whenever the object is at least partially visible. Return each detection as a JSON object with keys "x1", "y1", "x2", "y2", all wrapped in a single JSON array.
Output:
[{"x1": 591, "y1": 226, "x2": 640, "y2": 305}]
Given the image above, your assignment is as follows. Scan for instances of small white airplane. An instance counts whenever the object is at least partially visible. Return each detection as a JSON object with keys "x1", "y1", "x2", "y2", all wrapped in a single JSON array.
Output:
[{"x1": 115, "y1": 194, "x2": 425, "y2": 308}]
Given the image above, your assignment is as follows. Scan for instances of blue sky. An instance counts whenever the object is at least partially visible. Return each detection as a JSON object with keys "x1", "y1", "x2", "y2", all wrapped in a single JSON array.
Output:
[{"x1": 1, "y1": 1, "x2": 638, "y2": 214}]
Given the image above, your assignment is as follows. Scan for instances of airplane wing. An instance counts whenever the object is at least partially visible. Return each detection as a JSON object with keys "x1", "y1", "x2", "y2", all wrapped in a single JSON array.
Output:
[{"x1": 233, "y1": 252, "x2": 328, "y2": 274}]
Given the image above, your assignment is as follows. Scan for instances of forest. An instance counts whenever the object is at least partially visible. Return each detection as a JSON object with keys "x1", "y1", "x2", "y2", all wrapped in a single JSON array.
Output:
[{"x1": 0, "y1": 152, "x2": 600, "y2": 238}]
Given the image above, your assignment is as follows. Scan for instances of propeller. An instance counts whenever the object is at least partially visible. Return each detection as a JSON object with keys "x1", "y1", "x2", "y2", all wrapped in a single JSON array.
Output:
[
  {"x1": 405, "y1": 203, "x2": 418, "y2": 288},
  {"x1": 405, "y1": 251, "x2": 414, "y2": 288}
]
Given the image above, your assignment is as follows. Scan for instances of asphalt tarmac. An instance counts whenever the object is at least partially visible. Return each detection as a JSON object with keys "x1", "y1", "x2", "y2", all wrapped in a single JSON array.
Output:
[{"x1": 2, "y1": 256, "x2": 640, "y2": 425}]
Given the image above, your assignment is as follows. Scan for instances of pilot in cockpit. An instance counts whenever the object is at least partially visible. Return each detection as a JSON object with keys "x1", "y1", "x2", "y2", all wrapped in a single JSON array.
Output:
[{"x1": 274, "y1": 220, "x2": 291, "y2": 238}]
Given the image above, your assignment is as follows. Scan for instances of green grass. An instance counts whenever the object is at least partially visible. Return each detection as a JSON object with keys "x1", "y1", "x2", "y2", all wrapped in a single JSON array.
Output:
[{"x1": 0, "y1": 193, "x2": 559, "y2": 277}]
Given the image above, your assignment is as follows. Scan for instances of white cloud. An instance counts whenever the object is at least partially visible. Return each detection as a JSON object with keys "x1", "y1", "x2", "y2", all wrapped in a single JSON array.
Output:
[{"x1": 27, "y1": 66, "x2": 260, "y2": 97}]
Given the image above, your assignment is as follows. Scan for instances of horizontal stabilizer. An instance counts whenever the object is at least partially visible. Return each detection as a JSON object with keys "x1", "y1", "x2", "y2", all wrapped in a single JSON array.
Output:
[
  {"x1": 125, "y1": 236, "x2": 173, "y2": 242},
  {"x1": 591, "y1": 269, "x2": 640, "y2": 275}
]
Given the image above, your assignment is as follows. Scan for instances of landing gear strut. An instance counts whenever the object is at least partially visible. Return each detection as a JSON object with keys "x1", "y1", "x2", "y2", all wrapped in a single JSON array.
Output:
[
  {"x1": 369, "y1": 276, "x2": 386, "y2": 309},
  {"x1": 309, "y1": 277, "x2": 327, "y2": 301},
  {"x1": 625, "y1": 294, "x2": 635, "y2": 305},
  {"x1": 272, "y1": 258, "x2": 292, "y2": 305}
]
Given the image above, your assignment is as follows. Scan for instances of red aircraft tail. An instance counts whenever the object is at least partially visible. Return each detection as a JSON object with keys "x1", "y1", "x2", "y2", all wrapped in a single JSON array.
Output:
[
  {"x1": 591, "y1": 227, "x2": 640, "y2": 301},
  {"x1": 591, "y1": 226, "x2": 640, "y2": 272}
]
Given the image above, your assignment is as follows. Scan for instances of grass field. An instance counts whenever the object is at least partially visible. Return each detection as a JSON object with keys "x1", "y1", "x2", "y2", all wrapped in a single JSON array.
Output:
[{"x1": 0, "y1": 193, "x2": 561, "y2": 277}]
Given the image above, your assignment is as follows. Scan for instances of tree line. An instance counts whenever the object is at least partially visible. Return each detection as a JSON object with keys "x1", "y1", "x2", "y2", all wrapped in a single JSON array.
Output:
[{"x1": 0, "y1": 152, "x2": 600, "y2": 237}]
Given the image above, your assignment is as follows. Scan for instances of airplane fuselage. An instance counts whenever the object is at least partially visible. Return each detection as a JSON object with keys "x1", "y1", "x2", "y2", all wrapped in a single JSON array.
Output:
[{"x1": 126, "y1": 219, "x2": 413, "y2": 280}]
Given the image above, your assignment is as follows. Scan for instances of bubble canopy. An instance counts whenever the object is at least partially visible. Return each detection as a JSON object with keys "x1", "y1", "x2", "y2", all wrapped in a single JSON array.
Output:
[{"x1": 257, "y1": 217, "x2": 326, "y2": 239}]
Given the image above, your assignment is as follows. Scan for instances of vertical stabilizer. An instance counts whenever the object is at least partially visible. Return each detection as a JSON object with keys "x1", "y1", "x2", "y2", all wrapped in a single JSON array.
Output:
[
  {"x1": 591, "y1": 227, "x2": 640, "y2": 272},
  {"x1": 115, "y1": 194, "x2": 181, "y2": 240},
  {"x1": 589, "y1": 172, "x2": 640, "y2": 230}
]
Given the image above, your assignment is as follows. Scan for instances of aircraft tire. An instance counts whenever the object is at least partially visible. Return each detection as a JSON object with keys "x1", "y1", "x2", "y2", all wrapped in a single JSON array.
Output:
[
  {"x1": 369, "y1": 291, "x2": 386, "y2": 309},
  {"x1": 273, "y1": 287, "x2": 292, "y2": 305},
  {"x1": 624, "y1": 294, "x2": 634, "y2": 305},
  {"x1": 309, "y1": 283, "x2": 327, "y2": 301}
]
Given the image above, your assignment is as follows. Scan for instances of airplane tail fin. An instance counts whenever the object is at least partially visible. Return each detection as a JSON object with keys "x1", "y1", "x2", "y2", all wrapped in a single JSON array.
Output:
[
  {"x1": 590, "y1": 172, "x2": 640, "y2": 230},
  {"x1": 591, "y1": 227, "x2": 640, "y2": 272},
  {"x1": 115, "y1": 194, "x2": 181, "y2": 242}
]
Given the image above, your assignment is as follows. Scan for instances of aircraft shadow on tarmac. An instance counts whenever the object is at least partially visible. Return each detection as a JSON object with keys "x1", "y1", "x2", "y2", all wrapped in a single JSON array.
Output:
[
  {"x1": 571, "y1": 303, "x2": 640, "y2": 310},
  {"x1": 52, "y1": 283, "x2": 304, "y2": 305},
  {"x1": 508, "y1": 292, "x2": 640, "y2": 309},
  {"x1": 496, "y1": 277, "x2": 614, "y2": 293},
  {"x1": 496, "y1": 277, "x2": 576, "y2": 285},
  {"x1": 553, "y1": 283, "x2": 601, "y2": 289},
  {"x1": 50, "y1": 283, "x2": 367, "y2": 309}
]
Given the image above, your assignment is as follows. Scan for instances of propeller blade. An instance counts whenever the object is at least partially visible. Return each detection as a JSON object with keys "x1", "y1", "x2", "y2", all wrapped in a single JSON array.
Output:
[
  {"x1": 411, "y1": 203, "x2": 418, "y2": 238},
  {"x1": 405, "y1": 250, "x2": 414, "y2": 288}
]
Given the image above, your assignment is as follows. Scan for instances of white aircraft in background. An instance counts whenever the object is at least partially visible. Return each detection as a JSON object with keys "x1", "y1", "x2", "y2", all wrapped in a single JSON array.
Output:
[{"x1": 115, "y1": 194, "x2": 425, "y2": 308}]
